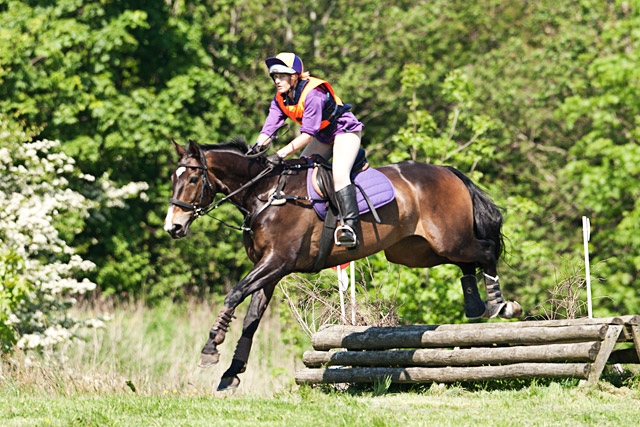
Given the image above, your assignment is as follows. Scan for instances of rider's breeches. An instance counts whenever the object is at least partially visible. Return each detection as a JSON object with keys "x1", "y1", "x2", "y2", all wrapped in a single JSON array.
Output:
[
  {"x1": 332, "y1": 132, "x2": 361, "y2": 191},
  {"x1": 301, "y1": 131, "x2": 362, "y2": 191}
]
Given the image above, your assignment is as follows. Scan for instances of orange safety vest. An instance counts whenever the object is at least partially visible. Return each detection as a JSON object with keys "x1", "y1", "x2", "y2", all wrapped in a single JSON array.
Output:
[{"x1": 275, "y1": 77, "x2": 344, "y2": 130}]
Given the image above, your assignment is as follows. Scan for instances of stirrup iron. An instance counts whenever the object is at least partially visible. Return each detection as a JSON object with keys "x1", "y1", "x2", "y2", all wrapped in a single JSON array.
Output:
[{"x1": 334, "y1": 224, "x2": 357, "y2": 247}]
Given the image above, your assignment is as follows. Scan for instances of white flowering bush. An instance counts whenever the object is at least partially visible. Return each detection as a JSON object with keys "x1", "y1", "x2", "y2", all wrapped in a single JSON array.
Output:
[{"x1": 0, "y1": 119, "x2": 145, "y2": 353}]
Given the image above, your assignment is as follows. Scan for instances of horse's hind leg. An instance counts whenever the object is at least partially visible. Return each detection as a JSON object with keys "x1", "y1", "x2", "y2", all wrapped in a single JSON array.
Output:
[
  {"x1": 457, "y1": 242, "x2": 522, "y2": 319},
  {"x1": 482, "y1": 266, "x2": 522, "y2": 319},
  {"x1": 459, "y1": 263, "x2": 486, "y2": 319}
]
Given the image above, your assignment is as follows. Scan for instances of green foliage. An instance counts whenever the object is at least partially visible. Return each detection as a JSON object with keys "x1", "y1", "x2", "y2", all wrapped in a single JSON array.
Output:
[
  {"x1": 0, "y1": 0, "x2": 250, "y2": 301},
  {"x1": 367, "y1": 253, "x2": 466, "y2": 324},
  {"x1": 391, "y1": 66, "x2": 498, "y2": 174},
  {"x1": 2, "y1": 0, "x2": 640, "y2": 321},
  {"x1": 0, "y1": 249, "x2": 29, "y2": 351},
  {"x1": 455, "y1": 0, "x2": 640, "y2": 317},
  {"x1": 549, "y1": 1, "x2": 640, "y2": 316}
]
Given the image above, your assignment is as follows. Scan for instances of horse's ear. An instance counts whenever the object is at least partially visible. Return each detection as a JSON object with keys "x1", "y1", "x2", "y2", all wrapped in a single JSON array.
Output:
[
  {"x1": 188, "y1": 139, "x2": 201, "y2": 160},
  {"x1": 171, "y1": 138, "x2": 186, "y2": 157}
]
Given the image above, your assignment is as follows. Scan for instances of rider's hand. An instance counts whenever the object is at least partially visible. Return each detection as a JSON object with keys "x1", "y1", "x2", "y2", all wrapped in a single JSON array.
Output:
[
  {"x1": 246, "y1": 142, "x2": 261, "y2": 156},
  {"x1": 265, "y1": 153, "x2": 283, "y2": 166}
]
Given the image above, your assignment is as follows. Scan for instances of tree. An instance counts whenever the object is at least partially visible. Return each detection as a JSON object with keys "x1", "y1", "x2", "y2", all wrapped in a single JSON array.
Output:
[
  {"x1": 0, "y1": 0, "x2": 251, "y2": 300},
  {"x1": 555, "y1": 1, "x2": 640, "y2": 316},
  {"x1": 3, "y1": 0, "x2": 640, "y2": 321},
  {"x1": 0, "y1": 118, "x2": 143, "y2": 352}
]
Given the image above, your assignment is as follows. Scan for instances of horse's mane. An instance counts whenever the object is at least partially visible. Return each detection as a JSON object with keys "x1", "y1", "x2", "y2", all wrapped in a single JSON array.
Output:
[{"x1": 194, "y1": 137, "x2": 249, "y2": 155}]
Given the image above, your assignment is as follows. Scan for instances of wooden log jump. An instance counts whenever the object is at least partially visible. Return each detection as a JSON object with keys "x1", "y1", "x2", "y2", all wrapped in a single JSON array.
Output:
[{"x1": 295, "y1": 315, "x2": 640, "y2": 385}]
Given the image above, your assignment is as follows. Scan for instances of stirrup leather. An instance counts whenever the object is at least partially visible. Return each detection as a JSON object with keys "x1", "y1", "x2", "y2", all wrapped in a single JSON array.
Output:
[{"x1": 334, "y1": 224, "x2": 357, "y2": 247}]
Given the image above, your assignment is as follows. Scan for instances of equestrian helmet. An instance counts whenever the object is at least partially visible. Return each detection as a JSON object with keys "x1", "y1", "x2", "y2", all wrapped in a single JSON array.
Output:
[{"x1": 265, "y1": 52, "x2": 304, "y2": 75}]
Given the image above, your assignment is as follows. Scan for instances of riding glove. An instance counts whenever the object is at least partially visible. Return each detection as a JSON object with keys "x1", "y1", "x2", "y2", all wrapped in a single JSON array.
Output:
[{"x1": 265, "y1": 153, "x2": 283, "y2": 166}]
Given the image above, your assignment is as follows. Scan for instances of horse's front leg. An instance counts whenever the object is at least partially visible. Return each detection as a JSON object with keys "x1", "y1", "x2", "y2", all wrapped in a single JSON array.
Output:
[
  {"x1": 216, "y1": 285, "x2": 275, "y2": 391},
  {"x1": 198, "y1": 305, "x2": 235, "y2": 368},
  {"x1": 198, "y1": 257, "x2": 288, "y2": 369}
]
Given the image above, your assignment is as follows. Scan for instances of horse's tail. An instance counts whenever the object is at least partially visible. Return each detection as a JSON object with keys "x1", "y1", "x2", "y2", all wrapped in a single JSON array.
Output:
[{"x1": 445, "y1": 166, "x2": 505, "y2": 261}]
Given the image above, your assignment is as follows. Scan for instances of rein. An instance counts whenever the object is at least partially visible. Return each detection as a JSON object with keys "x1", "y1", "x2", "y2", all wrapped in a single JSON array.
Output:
[
  {"x1": 210, "y1": 162, "x2": 317, "y2": 232},
  {"x1": 170, "y1": 125, "x2": 313, "y2": 233},
  {"x1": 204, "y1": 167, "x2": 275, "y2": 232}
]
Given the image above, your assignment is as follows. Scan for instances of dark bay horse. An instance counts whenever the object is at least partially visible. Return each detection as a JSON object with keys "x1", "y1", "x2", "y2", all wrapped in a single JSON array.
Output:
[{"x1": 164, "y1": 138, "x2": 521, "y2": 391}]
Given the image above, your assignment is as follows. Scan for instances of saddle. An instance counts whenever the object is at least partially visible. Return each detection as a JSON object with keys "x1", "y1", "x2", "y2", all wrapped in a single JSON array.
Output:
[
  {"x1": 303, "y1": 150, "x2": 395, "y2": 270},
  {"x1": 309, "y1": 149, "x2": 370, "y2": 205},
  {"x1": 262, "y1": 150, "x2": 395, "y2": 271}
]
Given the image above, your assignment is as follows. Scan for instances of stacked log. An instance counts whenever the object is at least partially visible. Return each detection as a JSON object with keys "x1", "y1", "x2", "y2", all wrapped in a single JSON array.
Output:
[{"x1": 295, "y1": 315, "x2": 640, "y2": 385}]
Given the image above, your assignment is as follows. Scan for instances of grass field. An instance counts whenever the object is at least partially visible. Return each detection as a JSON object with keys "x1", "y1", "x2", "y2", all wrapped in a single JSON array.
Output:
[
  {"x1": 1, "y1": 300, "x2": 639, "y2": 426},
  {"x1": 2, "y1": 381, "x2": 640, "y2": 427}
]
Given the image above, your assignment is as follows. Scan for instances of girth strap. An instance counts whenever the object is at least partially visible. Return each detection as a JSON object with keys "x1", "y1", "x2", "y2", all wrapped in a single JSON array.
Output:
[{"x1": 313, "y1": 207, "x2": 338, "y2": 272}]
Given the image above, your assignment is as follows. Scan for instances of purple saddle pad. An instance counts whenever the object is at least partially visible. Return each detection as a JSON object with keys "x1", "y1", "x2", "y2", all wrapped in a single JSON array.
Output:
[{"x1": 306, "y1": 167, "x2": 396, "y2": 220}]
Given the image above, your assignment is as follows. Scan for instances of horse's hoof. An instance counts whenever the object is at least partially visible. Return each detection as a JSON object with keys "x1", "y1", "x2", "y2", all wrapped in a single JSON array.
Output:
[
  {"x1": 499, "y1": 301, "x2": 523, "y2": 319},
  {"x1": 217, "y1": 376, "x2": 240, "y2": 391},
  {"x1": 198, "y1": 351, "x2": 220, "y2": 368}
]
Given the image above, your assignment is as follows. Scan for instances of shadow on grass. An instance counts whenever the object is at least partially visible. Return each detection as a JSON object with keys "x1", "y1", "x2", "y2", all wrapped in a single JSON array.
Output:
[{"x1": 305, "y1": 365, "x2": 640, "y2": 396}]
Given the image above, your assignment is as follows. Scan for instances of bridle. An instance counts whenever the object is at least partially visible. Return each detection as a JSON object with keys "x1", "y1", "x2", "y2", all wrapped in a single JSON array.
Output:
[
  {"x1": 169, "y1": 145, "x2": 275, "y2": 231},
  {"x1": 169, "y1": 145, "x2": 216, "y2": 218},
  {"x1": 170, "y1": 126, "x2": 291, "y2": 231}
]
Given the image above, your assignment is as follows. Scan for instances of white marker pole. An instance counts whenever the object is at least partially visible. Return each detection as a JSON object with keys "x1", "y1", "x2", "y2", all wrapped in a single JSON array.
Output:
[
  {"x1": 582, "y1": 216, "x2": 592, "y2": 318},
  {"x1": 336, "y1": 264, "x2": 348, "y2": 324},
  {"x1": 350, "y1": 261, "x2": 356, "y2": 325}
]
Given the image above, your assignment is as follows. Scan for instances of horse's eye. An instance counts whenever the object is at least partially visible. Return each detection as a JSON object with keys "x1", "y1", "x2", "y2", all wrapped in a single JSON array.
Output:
[{"x1": 189, "y1": 176, "x2": 199, "y2": 184}]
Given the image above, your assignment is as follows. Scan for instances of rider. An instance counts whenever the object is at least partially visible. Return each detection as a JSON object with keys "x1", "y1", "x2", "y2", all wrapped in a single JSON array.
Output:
[{"x1": 254, "y1": 52, "x2": 364, "y2": 248}]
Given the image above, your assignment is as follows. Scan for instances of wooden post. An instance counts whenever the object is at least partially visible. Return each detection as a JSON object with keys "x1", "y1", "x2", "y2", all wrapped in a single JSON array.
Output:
[
  {"x1": 336, "y1": 263, "x2": 348, "y2": 324},
  {"x1": 349, "y1": 261, "x2": 356, "y2": 325},
  {"x1": 588, "y1": 324, "x2": 623, "y2": 382},
  {"x1": 632, "y1": 324, "x2": 640, "y2": 361}
]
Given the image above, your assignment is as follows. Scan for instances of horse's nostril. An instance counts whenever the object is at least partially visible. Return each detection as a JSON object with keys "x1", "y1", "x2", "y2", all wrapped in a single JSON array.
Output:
[{"x1": 168, "y1": 223, "x2": 182, "y2": 238}]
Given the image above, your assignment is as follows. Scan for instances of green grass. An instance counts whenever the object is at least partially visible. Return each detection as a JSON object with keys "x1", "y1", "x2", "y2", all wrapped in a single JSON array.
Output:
[
  {"x1": 1, "y1": 300, "x2": 640, "y2": 426},
  {"x1": 2, "y1": 382, "x2": 640, "y2": 426}
]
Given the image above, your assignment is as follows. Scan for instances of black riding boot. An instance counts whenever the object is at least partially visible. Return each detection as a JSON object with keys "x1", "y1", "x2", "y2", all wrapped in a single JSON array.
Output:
[{"x1": 334, "y1": 184, "x2": 359, "y2": 248}]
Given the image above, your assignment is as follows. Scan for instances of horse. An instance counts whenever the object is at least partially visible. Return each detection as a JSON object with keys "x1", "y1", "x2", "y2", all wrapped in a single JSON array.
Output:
[{"x1": 164, "y1": 137, "x2": 522, "y2": 391}]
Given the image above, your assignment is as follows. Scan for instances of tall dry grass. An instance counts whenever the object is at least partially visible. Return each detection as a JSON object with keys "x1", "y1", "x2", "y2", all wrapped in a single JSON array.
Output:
[
  {"x1": 0, "y1": 298, "x2": 304, "y2": 397},
  {"x1": 279, "y1": 269, "x2": 400, "y2": 333}
]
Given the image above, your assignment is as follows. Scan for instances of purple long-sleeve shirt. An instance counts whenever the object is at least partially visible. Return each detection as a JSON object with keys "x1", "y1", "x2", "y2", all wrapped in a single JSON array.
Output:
[{"x1": 260, "y1": 85, "x2": 363, "y2": 144}]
